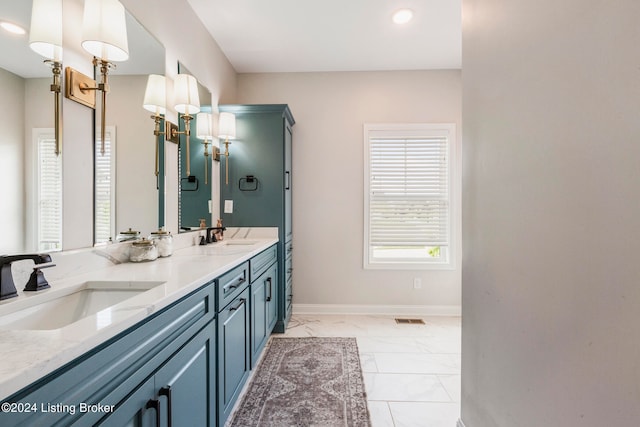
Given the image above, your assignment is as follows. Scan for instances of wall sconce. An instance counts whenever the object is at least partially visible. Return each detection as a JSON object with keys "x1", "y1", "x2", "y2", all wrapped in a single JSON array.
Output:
[
  {"x1": 142, "y1": 74, "x2": 166, "y2": 178},
  {"x1": 196, "y1": 113, "x2": 215, "y2": 185},
  {"x1": 29, "y1": 0, "x2": 63, "y2": 156},
  {"x1": 217, "y1": 112, "x2": 236, "y2": 185},
  {"x1": 172, "y1": 74, "x2": 201, "y2": 177},
  {"x1": 65, "y1": 0, "x2": 129, "y2": 156}
]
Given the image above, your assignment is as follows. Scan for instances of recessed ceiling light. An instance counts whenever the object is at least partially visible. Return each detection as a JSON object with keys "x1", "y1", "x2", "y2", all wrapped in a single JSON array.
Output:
[
  {"x1": 0, "y1": 21, "x2": 26, "y2": 35},
  {"x1": 392, "y1": 9, "x2": 414, "y2": 25}
]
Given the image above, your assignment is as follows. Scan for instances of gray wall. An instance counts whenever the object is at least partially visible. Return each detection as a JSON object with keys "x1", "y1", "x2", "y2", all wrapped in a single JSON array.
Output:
[
  {"x1": 0, "y1": 68, "x2": 25, "y2": 253},
  {"x1": 238, "y1": 70, "x2": 461, "y2": 311},
  {"x1": 461, "y1": 0, "x2": 640, "y2": 425}
]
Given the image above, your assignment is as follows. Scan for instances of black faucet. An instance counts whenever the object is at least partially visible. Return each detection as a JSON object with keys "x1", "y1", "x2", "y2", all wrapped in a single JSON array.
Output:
[
  {"x1": 0, "y1": 254, "x2": 52, "y2": 301},
  {"x1": 206, "y1": 227, "x2": 227, "y2": 243}
]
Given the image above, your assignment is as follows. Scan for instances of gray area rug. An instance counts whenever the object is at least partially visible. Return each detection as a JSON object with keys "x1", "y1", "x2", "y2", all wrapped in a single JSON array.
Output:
[{"x1": 228, "y1": 337, "x2": 371, "y2": 427}]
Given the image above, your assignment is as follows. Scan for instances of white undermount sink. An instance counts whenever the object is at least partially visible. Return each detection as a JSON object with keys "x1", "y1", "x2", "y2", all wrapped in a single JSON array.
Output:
[{"x1": 0, "y1": 280, "x2": 165, "y2": 331}]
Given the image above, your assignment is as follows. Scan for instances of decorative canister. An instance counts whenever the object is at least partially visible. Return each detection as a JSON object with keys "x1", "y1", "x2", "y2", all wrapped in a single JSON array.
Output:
[
  {"x1": 117, "y1": 228, "x2": 140, "y2": 242},
  {"x1": 129, "y1": 238, "x2": 158, "y2": 262},
  {"x1": 149, "y1": 228, "x2": 173, "y2": 257}
]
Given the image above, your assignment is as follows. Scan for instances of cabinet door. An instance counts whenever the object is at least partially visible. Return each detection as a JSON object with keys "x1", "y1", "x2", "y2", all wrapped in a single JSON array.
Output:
[
  {"x1": 251, "y1": 264, "x2": 278, "y2": 367},
  {"x1": 155, "y1": 322, "x2": 216, "y2": 427},
  {"x1": 265, "y1": 264, "x2": 278, "y2": 334},
  {"x1": 251, "y1": 276, "x2": 267, "y2": 366},
  {"x1": 284, "y1": 121, "x2": 293, "y2": 242},
  {"x1": 218, "y1": 288, "x2": 250, "y2": 426},
  {"x1": 97, "y1": 377, "x2": 156, "y2": 427}
]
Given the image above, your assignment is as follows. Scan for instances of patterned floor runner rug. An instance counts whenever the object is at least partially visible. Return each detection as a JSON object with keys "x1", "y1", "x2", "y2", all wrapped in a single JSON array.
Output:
[{"x1": 228, "y1": 337, "x2": 371, "y2": 427}]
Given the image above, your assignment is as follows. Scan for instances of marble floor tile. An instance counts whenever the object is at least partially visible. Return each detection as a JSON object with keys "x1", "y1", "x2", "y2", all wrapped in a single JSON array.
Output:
[
  {"x1": 364, "y1": 373, "x2": 451, "y2": 402},
  {"x1": 438, "y1": 375, "x2": 461, "y2": 402},
  {"x1": 368, "y1": 401, "x2": 395, "y2": 427},
  {"x1": 389, "y1": 402, "x2": 460, "y2": 427},
  {"x1": 357, "y1": 336, "x2": 425, "y2": 353},
  {"x1": 374, "y1": 353, "x2": 461, "y2": 375},
  {"x1": 360, "y1": 353, "x2": 379, "y2": 373},
  {"x1": 284, "y1": 314, "x2": 462, "y2": 427}
]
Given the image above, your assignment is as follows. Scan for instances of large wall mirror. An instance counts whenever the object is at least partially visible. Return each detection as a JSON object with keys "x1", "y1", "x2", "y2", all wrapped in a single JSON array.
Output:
[
  {"x1": 93, "y1": 10, "x2": 165, "y2": 244},
  {"x1": 0, "y1": 1, "x2": 63, "y2": 253},
  {"x1": 176, "y1": 63, "x2": 215, "y2": 231}
]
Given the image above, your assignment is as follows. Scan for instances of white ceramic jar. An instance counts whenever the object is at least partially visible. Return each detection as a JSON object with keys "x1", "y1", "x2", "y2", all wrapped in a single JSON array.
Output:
[
  {"x1": 149, "y1": 228, "x2": 173, "y2": 257},
  {"x1": 129, "y1": 238, "x2": 158, "y2": 262}
]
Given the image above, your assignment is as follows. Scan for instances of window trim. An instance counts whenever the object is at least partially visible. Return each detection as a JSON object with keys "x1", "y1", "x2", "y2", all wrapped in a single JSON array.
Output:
[{"x1": 363, "y1": 123, "x2": 458, "y2": 270}]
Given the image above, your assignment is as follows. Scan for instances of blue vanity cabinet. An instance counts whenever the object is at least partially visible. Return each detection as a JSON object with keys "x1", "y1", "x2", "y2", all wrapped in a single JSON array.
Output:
[
  {"x1": 250, "y1": 245, "x2": 278, "y2": 366},
  {"x1": 102, "y1": 320, "x2": 216, "y2": 426},
  {"x1": 219, "y1": 104, "x2": 295, "y2": 333},
  {"x1": 0, "y1": 282, "x2": 216, "y2": 427},
  {"x1": 217, "y1": 273, "x2": 251, "y2": 427}
]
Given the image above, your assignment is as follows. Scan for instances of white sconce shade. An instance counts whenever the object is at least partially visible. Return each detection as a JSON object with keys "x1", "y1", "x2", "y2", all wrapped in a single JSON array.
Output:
[
  {"x1": 143, "y1": 74, "x2": 166, "y2": 115},
  {"x1": 82, "y1": 0, "x2": 129, "y2": 62},
  {"x1": 218, "y1": 112, "x2": 236, "y2": 140},
  {"x1": 174, "y1": 74, "x2": 201, "y2": 115},
  {"x1": 197, "y1": 113, "x2": 214, "y2": 139},
  {"x1": 29, "y1": 0, "x2": 63, "y2": 61}
]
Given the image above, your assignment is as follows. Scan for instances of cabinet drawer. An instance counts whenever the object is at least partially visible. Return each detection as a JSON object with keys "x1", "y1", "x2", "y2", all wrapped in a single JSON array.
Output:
[
  {"x1": 217, "y1": 262, "x2": 249, "y2": 311},
  {"x1": 249, "y1": 244, "x2": 277, "y2": 283}
]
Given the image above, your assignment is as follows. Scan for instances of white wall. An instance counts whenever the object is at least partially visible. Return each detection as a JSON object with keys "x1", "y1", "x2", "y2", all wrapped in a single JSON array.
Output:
[
  {"x1": 461, "y1": 0, "x2": 640, "y2": 425},
  {"x1": 104, "y1": 75, "x2": 158, "y2": 237},
  {"x1": 238, "y1": 71, "x2": 461, "y2": 310},
  {"x1": 0, "y1": 68, "x2": 25, "y2": 253}
]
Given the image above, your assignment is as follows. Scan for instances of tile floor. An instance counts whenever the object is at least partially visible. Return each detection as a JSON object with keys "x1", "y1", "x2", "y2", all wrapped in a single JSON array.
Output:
[{"x1": 282, "y1": 314, "x2": 461, "y2": 427}]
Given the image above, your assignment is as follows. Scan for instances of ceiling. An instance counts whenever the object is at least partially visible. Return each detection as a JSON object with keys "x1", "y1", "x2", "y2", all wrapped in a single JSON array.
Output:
[{"x1": 187, "y1": 0, "x2": 461, "y2": 73}]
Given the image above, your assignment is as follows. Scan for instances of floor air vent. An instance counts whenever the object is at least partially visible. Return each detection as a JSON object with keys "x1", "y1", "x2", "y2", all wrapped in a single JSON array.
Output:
[{"x1": 395, "y1": 318, "x2": 425, "y2": 325}]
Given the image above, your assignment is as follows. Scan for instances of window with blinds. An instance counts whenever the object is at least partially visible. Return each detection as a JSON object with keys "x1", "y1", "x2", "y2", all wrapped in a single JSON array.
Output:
[
  {"x1": 95, "y1": 126, "x2": 116, "y2": 244},
  {"x1": 37, "y1": 130, "x2": 62, "y2": 252},
  {"x1": 364, "y1": 124, "x2": 456, "y2": 269}
]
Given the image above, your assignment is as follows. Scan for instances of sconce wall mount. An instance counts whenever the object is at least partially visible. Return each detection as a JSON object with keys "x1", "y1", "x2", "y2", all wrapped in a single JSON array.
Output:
[{"x1": 65, "y1": 67, "x2": 97, "y2": 109}]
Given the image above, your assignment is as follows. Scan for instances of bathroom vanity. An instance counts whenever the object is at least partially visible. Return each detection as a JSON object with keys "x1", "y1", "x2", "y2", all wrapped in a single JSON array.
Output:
[{"x1": 0, "y1": 231, "x2": 279, "y2": 426}]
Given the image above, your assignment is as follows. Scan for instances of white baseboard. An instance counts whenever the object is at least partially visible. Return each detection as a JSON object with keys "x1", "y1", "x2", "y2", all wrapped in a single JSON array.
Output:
[
  {"x1": 292, "y1": 303, "x2": 461, "y2": 316},
  {"x1": 457, "y1": 418, "x2": 466, "y2": 427}
]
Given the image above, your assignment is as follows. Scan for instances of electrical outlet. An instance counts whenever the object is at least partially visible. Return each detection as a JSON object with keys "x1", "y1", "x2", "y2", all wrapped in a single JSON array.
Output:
[
  {"x1": 413, "y1": 278, "x2": 422, "y2": 290},
  {"x1": 224, "y1": 200, "x2": 233, "y2": 214}
]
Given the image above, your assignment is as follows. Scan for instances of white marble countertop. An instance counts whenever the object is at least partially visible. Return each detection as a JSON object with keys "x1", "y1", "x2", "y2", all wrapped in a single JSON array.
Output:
[{"x1": 0, "y1": 228, "x2": 278, "y2": 401}]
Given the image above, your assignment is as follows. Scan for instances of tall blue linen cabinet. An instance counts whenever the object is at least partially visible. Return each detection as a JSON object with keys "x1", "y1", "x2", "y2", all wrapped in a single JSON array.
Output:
[{"x1": 219, "y1": 104, "x2": 294, "y2": 333}]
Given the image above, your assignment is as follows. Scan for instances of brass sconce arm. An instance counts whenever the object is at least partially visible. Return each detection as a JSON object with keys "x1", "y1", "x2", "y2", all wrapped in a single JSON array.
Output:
[
  {"x1": 168, "y1": 114, "x2": 194, "y2": 176},
  {"x1": 46, "y1": 60, "x2": 63, "y2": 156}
]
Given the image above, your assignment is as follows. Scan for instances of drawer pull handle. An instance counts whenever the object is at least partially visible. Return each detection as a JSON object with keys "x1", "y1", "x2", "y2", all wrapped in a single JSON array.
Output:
[
  {"x1": 223, "y1": 276, "x2": 246, "y2": 293},
  {"x1": 159, "y1": 386, "x2": 172, "y2": 427},
  {"x1": 146, "y1": 399, "x2": 161, "y2": 427},
  {"x1": 229, "y1": 298, "x2": 246, "y2": 312},
  {"x1": 266, "y1": 277, "x2": 272, "y2": 302}
]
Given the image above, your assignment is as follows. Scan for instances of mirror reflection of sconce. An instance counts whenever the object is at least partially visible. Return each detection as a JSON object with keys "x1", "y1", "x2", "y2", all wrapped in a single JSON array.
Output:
[
  {"x1": 171, "y1": 74, "x2": 201, "y2": 177},
  {"x1": 142, "y1": 74, "x2": 166, "y2": 179},
  {"x1": 196, "y1": 112, "x2": 216, "y2": 185},
  {"x1": 64, "y1": 0, "x2": 129, "y2": 156},
  {"x1": 217, "y1": 112, "x2": 236, "y2": 185},
  {"x1": 29, "y1": 0, "x2": 63, "y2": 156}
]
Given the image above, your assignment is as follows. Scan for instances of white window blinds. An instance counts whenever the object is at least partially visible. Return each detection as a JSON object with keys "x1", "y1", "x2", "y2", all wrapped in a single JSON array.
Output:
[
  {"x1": 364, "y1": 124, "x2": 456, "y2": 268},
  {"x1": 37, "y1": 130, "x2": 62, "y2": 252},
  {"x1": 95, "y1": 126, "x2": 116, "y2": 244}
]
